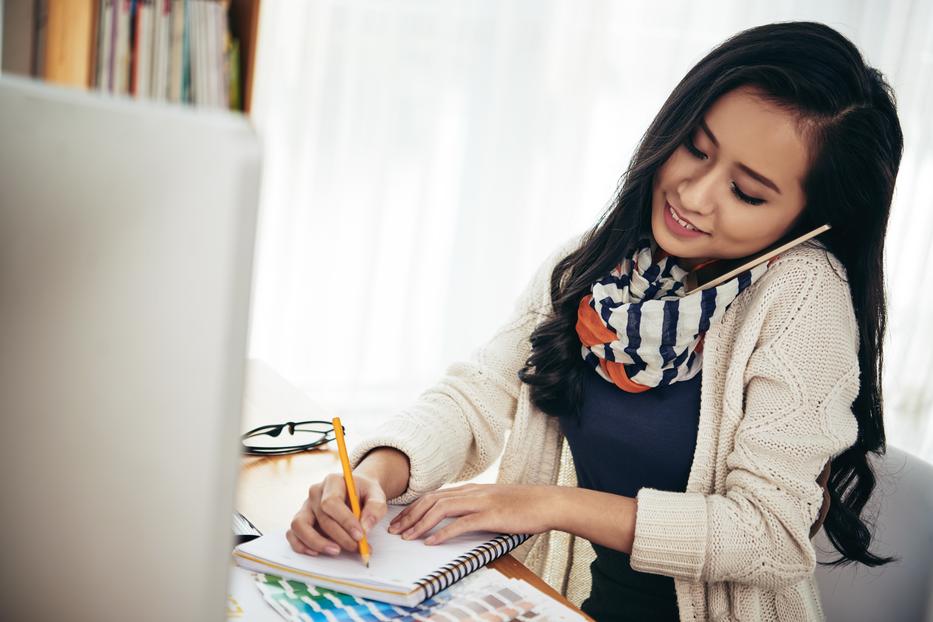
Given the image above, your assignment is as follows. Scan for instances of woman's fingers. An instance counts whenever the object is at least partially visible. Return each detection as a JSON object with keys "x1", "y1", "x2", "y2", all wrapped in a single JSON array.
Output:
[
  {"x1": 390, "y1": 495, "x2": 439, "y2": 535},
  {"x1": 285, "y1": 528, "x2": 318, "y2": 556},
  {"x1": 288, "y1": 497, "x2": 341, "y2": 555},
  {"x1": 390, "y1": 485, "x2": 479, "y2": 533},
  {"x1": 358, "y1": 479, "x2": 388, "y2": 531},
  {"x1": 314, "y1": 510, "x2": 360, "y2": 551},
  {"x1": 315, "y1": 474, "x2": 363, "y2": 550},
  {"x1": 288, "y1": 473, "x2": 396, "y2": 557},
  {"x1": 402, "y1": 497, "x2": 476, "y2": 541},
  {"x1": 424, "y1": 513, "x2": 483, "y2": 545}
]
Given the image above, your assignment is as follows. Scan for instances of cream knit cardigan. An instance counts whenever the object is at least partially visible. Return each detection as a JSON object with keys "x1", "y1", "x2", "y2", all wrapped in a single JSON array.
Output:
[{"x1": 349, "y1": 231, "x2": 861, "y2": 622}]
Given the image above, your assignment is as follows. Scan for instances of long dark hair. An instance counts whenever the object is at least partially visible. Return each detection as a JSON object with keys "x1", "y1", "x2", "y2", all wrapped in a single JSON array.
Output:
[{"x1": 517, "y1": 21, "x2": 902, "y2": 568}]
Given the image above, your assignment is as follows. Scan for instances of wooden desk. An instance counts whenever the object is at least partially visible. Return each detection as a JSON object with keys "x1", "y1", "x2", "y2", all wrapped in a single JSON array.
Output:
[{"x1": 235, "y1": 360, "x2": 592, "y2": 620}]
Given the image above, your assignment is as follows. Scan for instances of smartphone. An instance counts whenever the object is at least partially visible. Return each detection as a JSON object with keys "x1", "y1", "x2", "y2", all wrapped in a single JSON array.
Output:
[{"x1": 682, "y1": 223, "x2": 831, "y2": 294}]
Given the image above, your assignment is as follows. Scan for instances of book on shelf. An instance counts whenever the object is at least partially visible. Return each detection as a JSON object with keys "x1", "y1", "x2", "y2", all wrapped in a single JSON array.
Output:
[
  {"x1": 4, "y1": 0, "x2": 247, "y2": 111},
  {"x1": 43, "y1": 0, "x2": 97, "y2": 88}
]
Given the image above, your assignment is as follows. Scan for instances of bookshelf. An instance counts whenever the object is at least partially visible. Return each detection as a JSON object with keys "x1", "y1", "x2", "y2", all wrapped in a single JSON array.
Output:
[{"x1": 6, "y1": 0, "x2": 260, "y2": 114}]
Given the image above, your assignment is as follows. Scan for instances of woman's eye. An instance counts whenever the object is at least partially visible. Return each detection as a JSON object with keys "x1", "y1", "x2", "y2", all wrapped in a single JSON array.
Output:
[
  {"x1": 683, "y1": 133, "x2": 766, "y2": 206},
  {"x1": 684, "y1": 136, "x2": 708, "y2": 160},
  {"x1": 731, "y1": 181, "x2": 765, "y2": 206}
]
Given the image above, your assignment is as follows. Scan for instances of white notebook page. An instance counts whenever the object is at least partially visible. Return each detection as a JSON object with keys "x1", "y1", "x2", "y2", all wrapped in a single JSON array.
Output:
[{"x1": 235, "y1": 505, "x2": 512, "y2": 590}]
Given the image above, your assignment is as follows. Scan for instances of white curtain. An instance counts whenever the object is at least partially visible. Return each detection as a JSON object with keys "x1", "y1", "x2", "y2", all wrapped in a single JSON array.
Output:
[{"x1": 248, "y1": 0, "x2": 933, "y2": 462}]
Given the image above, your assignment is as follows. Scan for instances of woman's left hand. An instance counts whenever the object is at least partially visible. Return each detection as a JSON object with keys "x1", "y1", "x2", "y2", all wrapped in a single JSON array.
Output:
[{"x1": 387, "y1": 483, "x2": 558, "y2": 545}]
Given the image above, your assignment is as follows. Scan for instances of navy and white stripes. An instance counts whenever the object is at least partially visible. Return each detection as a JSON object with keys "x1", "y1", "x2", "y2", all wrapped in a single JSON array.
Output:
[{"x1": 577, "y1": 237, "x2": 770, "y2": 392}]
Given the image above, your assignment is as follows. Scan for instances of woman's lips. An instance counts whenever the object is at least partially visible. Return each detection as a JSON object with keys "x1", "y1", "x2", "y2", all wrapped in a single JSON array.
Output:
[{"x1": 664, "y1": 200, "x2": 708, "y2": 238}]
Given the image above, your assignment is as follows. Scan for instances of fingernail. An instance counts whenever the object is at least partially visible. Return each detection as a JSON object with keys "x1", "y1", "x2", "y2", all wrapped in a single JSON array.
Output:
[
  {"x1": 352, "y1": 529, "x2": 364, "y2": 540},
  {"x1": 363, "y1": 517, "x2": 375, "y2": 530},
  {"x1": 402, "y1": 529, "x2": 413, "y2": 539},
  {"x1": 425, "y1": 536, "x2": 436, "y2": 545},
  {"x1": 387, "y1": 524, "x2": 398, "y2": 533},
  {"x1": 325, "y1": 545, "x2": 340, "y2": 555}
]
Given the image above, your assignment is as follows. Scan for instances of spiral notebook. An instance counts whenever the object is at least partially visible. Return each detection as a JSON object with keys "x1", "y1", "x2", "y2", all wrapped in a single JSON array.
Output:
[{"x1": 232, "y1": 505, "x2": 531, "y2": 607}]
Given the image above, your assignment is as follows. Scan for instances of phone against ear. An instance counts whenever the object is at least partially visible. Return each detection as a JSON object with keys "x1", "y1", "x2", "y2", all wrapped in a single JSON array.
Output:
[{"x1": 682, "y1": 224, "x2": 831, "y2": 294}]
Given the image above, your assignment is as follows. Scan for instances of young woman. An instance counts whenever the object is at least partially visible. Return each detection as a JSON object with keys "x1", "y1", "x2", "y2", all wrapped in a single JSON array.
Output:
[{"x1": 286, "y1": 21, "x2": 903, "y2": 621}]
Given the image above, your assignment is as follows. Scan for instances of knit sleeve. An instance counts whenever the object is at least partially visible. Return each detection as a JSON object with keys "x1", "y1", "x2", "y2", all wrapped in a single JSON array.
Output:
[
  {"x1": 348, "y1": 232, "x2": 584, "y2": 504},
  {"x1": 629, "y1": 252, "x2": 861, "y2": 590}
]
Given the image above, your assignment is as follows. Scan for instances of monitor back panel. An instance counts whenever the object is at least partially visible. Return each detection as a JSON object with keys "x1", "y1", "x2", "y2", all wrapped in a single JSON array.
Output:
[{"x1": 0, "y1": 76, "x2": 261, "y2": 622}]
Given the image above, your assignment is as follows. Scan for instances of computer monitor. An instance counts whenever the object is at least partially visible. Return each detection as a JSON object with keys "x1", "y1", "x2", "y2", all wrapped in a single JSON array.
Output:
[{"x1": 0, "y1": 75, "x2": 261, "y2": 622}]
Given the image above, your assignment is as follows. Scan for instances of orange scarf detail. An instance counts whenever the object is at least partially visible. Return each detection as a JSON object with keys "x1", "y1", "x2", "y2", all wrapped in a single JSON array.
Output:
[
  {"x1": 576, "y1": 294, "x2": 708, "y2": 392},
  {"x1": 576, "y1": 294, "x2": 652, "y2": 392},
  {"x1": 577, "y1": 252, "x2": 716, "y2": 392}
]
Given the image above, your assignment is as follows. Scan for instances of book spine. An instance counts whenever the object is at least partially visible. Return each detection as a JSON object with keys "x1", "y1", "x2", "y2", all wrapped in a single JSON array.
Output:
[
  {"x1": 34, "y1": 0, "x2": 48, "y2": 77},
  {"x1": 129, "y1": 0, "x2": 140, "y2": 96},
  {"x1": 168, "y1": 0, "x2": 184, "y2": 101},
  {"x1": 149, "y1": 0, "x2": 162, "y2": 99},
  {"x1": 190, "y1": 0, "x2": 200, "y2": 105},
  {"x1": 134, "y1": 0, "x2": 152, "y2": 99},
  {"x1": 200, "y1": 0, "x2": 212, "y2": 107},
  {"x1": 412, "y1": 533, "x2": 532, "y2": 601},
  {"x1": 97, "y1": 0, "x2": 114, "y2": 91},
  {"x1": 228, "y1": 37, "x2": 240, "y2": 111},
  {"x1": 108, "y1": 0, "x2": 119, "y2": 90},
  {"x1": 44, "y1": 0, "x2": 98, "y2": 88},
  {"x1": 181, "y1": 0, "x2": 191, "y2": 103},
  {"x1": 156, "y1": 0, "x2": 172, "y2": 99},
  {"x1": 215, "y1": 1, "x2": 228, "y2": 108},
  {"x1": 114, "y1": 0, "x2": 131, "y2": 95}
]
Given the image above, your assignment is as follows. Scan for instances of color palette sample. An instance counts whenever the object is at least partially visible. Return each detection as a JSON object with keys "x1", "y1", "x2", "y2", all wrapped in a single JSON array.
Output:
[{"x1": 253, "y1": 567, "x2": 587, "y2": 621}]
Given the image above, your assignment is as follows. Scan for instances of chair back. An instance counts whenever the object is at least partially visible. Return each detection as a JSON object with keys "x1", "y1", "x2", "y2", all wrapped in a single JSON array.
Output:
[{"x1": 814, "y1": 445, "x2": 933, "y2": 621}]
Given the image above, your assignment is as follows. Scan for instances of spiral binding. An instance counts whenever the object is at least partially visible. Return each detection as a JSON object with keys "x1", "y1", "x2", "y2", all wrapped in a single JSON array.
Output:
[{"x1": 412, "y1": 532, "x2": 532, "y2": 600}]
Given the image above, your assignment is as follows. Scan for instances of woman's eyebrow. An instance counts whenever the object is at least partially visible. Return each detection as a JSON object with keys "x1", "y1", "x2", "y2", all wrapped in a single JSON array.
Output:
[{"x1": 698, "y1": 118, "x2": 783, "y2": 195}]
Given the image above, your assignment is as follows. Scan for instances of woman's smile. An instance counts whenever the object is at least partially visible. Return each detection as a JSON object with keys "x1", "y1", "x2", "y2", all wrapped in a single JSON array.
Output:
[{"x1": 664, "y1": 199, "x2": 709, "y2": 238}]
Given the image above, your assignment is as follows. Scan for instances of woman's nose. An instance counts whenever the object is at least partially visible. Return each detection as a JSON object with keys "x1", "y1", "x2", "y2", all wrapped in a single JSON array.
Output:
[{"x1": 677, "y1": 172, "x2": 718, "y2": 217}]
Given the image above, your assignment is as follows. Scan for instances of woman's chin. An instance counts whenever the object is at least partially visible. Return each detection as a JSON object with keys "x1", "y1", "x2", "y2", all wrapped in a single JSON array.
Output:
[
  {"x1": 650, "y1": 219, "x2": 680, "y2": 256},
  {"x1": 652, "y1": 225, "x2": 710, "y2": 270}
]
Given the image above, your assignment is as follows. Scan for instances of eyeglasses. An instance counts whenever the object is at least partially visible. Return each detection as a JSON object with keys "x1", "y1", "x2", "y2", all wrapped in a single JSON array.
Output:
[{"x1": 241, "y1": 420, "x2": 338, "y2": 456}]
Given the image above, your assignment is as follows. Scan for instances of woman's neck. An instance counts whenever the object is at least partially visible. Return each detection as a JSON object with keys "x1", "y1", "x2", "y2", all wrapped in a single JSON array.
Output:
[
  {"x1": 649, "y1": 240, "x2": 713, "y2": 272},
  {"x1": 677, "y1": 255, "x2": 720, "y2": 272}
]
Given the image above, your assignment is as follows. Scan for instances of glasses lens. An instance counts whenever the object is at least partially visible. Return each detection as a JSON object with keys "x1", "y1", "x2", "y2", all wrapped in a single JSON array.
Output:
[
  {"x1": 242, "y1": 421, "x2": 333, "y2": 452},
  {"x1": 291, "y1": 421, "x2": 333, "y2": 436}
]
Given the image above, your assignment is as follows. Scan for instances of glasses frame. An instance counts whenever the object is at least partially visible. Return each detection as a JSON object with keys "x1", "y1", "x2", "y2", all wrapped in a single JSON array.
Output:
[{"x1": 241, "y1": 419, "x2": 338, "y2": 456}]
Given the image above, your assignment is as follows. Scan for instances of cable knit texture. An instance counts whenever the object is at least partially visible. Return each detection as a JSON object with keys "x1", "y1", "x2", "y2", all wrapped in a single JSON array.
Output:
[{"x1": 349, "y1": 231, "x2": 861, "y2": 622}]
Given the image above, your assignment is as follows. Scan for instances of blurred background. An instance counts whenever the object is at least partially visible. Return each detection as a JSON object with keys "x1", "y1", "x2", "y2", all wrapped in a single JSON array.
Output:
[
  {"x1": 4, "y1": 0, "x2": 931, "y2": 464},
  {"x1": 245, "y1": 0, "x2": 933, "y2": 464}
]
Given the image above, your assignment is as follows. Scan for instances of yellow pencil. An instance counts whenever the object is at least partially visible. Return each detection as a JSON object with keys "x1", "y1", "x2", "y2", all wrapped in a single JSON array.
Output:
[{"x1": 331, "y1": 416, "x2": 371, "y2": 567}]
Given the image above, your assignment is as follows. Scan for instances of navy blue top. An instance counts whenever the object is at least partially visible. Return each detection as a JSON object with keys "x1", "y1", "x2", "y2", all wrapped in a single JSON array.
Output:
[{"x1": 558, "y1": 364, "x2": 702, "y2": 621}]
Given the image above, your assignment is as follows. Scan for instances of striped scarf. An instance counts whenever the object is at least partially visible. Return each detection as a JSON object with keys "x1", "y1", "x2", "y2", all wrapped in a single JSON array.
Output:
[{"x1": 576, "y1": 237, "x2": 772, "y2": 392}]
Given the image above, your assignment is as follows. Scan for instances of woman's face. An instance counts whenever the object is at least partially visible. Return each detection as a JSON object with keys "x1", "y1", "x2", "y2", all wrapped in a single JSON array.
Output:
[{"x1": 651, "y1": 86, "x2": 811, "y2": 270}]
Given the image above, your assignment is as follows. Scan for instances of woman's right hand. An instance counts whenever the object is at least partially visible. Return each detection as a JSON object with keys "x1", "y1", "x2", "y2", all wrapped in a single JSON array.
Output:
[
  {"x1": 287, "y1": 446, "x2": 410, "y2": 556},
  {"x1": 286, "y1": 471, "x2": 388, "y2": 556}
]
